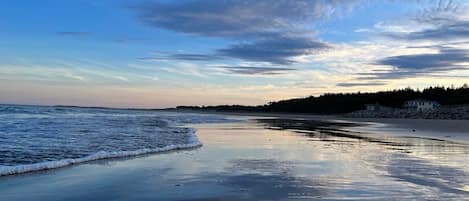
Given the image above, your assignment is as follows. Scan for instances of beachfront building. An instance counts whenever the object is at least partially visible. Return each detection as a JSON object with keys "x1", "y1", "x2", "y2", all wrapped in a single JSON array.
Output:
[
  {"x1": 403, "y1": 99, "x2": 440, "y2": 111},
  {"x1": 365, "y1": 103, "x2": 393, "y2": 112}
]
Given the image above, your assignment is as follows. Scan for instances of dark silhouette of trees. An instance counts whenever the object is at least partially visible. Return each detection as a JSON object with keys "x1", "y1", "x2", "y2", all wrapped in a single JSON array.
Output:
[{"x1": 176, "y1": 85, "x2": 469, "y2": 114}]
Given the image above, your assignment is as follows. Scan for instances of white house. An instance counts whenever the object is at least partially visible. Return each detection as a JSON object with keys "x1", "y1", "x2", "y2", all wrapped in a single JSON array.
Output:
[{"x1": 403, "y1": 99, "x2": 440, "y2": 111}]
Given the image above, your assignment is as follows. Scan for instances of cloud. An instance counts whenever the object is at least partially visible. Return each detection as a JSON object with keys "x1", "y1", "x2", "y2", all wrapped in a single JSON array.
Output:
[
  {"x1": 218, "y1": 37, "x2": 329, "y2": 64},
  {"x1": 140, "y1": 53, "x2": 223, "y2": 62},
  {"x1": 112, "y1": 75, "x2": 130, "y2": 82},
  {"x1": 112, "y1": 37, "x2": 149, "y2": 44},
  {"x1": 336, "y1": 82, "x2": 387, "y2": 87},
  {"x1": 219, "y1": 66, "x2": 296, "y2": 75},
  {"x1": 346, "y1": 0, "x2": 469, "y2": 82},
  {"x1": 56, "y1": 31, "x2": 91, "y2": 37},
  {"x1": 357, "y1": 71, "x2": 423, "y2": 80},
  {"x1": 376, "y1": 47, "x2": 468, "y2": 70},
  {"x1": 131, "y1": 0, "x2": 351, "y2": 65},
  {"x1": 140, "y1": 37, "x2": 329, "y2": 65},
  {"x1": 413, "y1": 0, "x2": 462, "y2": 25},
  {"x1": 134, "y1": 0, "x2": 355, "y2": 39},
  {"x1": 160, "y1": 62, "x2": 207, "y2": 78},
  {"x1": 359, "y1": 47, "x2": 469, "y2": 80},
  {"x1": 64, "y1": 73, "x2": 86, "y2": 81},
  {"x1": 383, "y1": 0, "x2": 469, "y2": 41},
  {"x1": 388, "y1": 20, "x2": 469, "y2": 41}
]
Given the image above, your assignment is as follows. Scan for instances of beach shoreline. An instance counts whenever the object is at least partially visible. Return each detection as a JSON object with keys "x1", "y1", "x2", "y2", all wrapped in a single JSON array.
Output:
[{"x1": 1, "y1": 117, "x2": 467, "y2": 200}]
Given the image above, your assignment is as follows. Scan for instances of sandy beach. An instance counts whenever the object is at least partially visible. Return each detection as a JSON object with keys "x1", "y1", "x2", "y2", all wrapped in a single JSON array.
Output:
[{"x1": 0, "y1": 115, "x2": 468, "y2": 200}]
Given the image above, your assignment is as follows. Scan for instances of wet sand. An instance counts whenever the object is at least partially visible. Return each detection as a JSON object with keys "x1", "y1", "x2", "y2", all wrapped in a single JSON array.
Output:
[
  {"x1": 188, "y1": 111, "x2": 469, "y2": 143},
  {"x1": 0, "y1": 117, "x2": 468, "y2": 200}
]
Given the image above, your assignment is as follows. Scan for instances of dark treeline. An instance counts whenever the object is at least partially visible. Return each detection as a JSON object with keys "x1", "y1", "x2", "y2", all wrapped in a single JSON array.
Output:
[{"x1": 176, "y1": 85, "x2": 469, "y2": 114}]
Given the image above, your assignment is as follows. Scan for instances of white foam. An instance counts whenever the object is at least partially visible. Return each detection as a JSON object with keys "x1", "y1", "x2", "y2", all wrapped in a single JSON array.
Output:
[{"x1": 0, "y1": 128, "x2": 201, "y2": 176}]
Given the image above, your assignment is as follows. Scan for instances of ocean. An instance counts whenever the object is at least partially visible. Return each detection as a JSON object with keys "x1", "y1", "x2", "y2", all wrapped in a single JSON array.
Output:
[{"x1": 0, "y1": 104, "x2": 230, "y2": 176}]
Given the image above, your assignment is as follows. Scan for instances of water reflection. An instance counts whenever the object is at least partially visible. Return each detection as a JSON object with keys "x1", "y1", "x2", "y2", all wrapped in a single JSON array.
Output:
[
  {"x1": 257, "y1": 118, "x2": 469, "y2": 154},
  {"x1": 386, "y1": 153, "x2": 468, "y2": 194},
  {"x1": 177, "y1": 159, "x2": 330, "y2": 201},
  {"x1": 256, "y1": 118, "x2": 469, "y2": 199}
]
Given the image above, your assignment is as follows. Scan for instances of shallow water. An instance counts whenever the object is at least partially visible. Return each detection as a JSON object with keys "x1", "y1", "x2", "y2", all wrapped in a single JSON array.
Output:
[
  {"x1": 0, "y1": 105, "x2": 230, "y2": 175},
  {"x1": 0, "y1": 117, "x2": 468, "y2": 200}
]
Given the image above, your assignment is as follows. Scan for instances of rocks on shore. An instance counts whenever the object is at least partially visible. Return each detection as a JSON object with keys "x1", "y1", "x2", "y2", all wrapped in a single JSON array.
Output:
[{"x1": 344, "y1": 105, "x2": 469, "y2": 120}]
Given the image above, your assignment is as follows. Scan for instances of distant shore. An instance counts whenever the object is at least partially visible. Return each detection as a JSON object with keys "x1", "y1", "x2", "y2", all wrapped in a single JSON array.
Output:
[{"x1": 169, "y1": 103, "x2": 469, "y2": 121}]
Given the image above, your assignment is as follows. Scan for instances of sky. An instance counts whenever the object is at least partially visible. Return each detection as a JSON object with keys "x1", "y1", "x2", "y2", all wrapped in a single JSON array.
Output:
[{"x1": 1, "y1": 0, "x2": 468, "y2": 108}]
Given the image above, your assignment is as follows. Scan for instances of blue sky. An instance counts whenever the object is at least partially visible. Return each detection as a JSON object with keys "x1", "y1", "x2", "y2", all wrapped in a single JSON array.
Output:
[{"x1": 1, "y1": 0, "x2": 468, "y2": 108}]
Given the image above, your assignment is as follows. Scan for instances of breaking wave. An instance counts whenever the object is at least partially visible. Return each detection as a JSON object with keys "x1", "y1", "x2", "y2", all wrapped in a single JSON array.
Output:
[{"x1": 0, "y1": 105, "x2": 231, "y2": 176}]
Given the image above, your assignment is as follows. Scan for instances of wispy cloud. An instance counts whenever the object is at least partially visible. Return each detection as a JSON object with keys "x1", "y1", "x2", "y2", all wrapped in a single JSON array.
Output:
[
  {"x1": 141, "y1": 37, "x2": 328, "y2": 65},
  {"x1": 133, "y1": 0, "x2": 356, "y2": 39},
  {"x1": 336, "y1": 82, "x2": 387, "y2": 87},
  {"x1": 160, "y1": 63, "x2": 207, "y2": 78},
  {"x1": 387, "y1": 20, "x2": 469, "y2": 41},
  {"x1": 139, "y1": 53, "x2": 223, "y2": 62},
  {"x1": 112, "y1": 37, "x2": 149, "y2": 44},
  {"x1": 358, "y1": 47, "x2": 469, "y2": 80},
  {"x1": 335, "y1": 0, "x2": 469, "y2": 81},
  {"x1": 112, "y1": 75, "x2": 130, "y2": 82},
  {"x1": 376, "y1": 47, "x2": 468, "y2": 70},
  {"x1": 56, "y1": 31, "x2": 92, "y2": 37},
  {"x1": 64, "y1": 73, "x2": 86, "y2": 81},
  {"x1": 219, "y1": 66, "x2": 296, "y2": 75},
  {"x1": 383, "y1": 0, "x2": 469, "y2": 42},
  {"x1": 218, "y1": 37, "x2": 329, "y2": 65}
]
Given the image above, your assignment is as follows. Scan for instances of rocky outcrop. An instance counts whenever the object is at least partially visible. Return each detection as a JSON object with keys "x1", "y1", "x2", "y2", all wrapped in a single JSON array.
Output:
[{"x1": 344, "y1": 105, "x2": 469, "y2": 120}]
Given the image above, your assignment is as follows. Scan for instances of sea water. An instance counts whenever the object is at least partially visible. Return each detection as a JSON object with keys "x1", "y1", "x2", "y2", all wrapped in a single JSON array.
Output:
[{"x1": 0, "y1": 104, "x2": 230, "y2": 176}]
